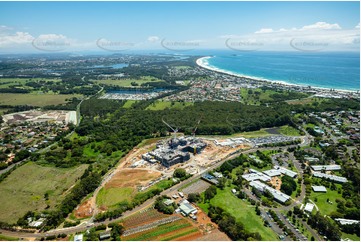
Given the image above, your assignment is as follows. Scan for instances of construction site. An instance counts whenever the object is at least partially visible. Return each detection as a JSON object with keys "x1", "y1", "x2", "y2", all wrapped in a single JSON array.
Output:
[{"x1": 124, "y1": 118, "x2": 252, "y2": 177}]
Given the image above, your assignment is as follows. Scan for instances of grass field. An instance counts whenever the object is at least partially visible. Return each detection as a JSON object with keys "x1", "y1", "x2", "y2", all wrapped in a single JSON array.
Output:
[
  {"x1": 92, "y1": 76, "x2": 164, "y2": 87},
  {"x1": 240, "y1": 88, "x2": 309, "y2": 106},
  {"x1": 278, "y1": 125, "x2": 301, "y2": 136},
  {"x1": 198, "y1": 187, "x2": 279, "y2": 241},
  {"x1": 0, "y1": 78, "x2": 60, "y2": 88},
  {"x1": 174, "y1": 66, "x2": 191, "y2": 70},
  {"x1": 0, "y1": 93, "x2": 82, "y2": 107},
  {"x1": 0, "y1": 234, "x2": 18, "y2": 241},
  {"x1": 342, "y1": 232, "x2": 360, "y2": 241},
  {"x1": 309, "y1": 187, "x2": 343, "y2": 216},
  {"x1": 0, "y1": 108, "x2": 9, "y2": 115},
  {"x1": 123, "y1": 100, "x2": 138, "y2": 108},
  {"x1": 146, "y1": 101, "x2": 193, "y2": 110},
  {"x1": 0, "y1": 162, "x2": 88, "y2": 224},
  {"x1": 96, "y1": 187, "x2": 135, "y2": 209}
]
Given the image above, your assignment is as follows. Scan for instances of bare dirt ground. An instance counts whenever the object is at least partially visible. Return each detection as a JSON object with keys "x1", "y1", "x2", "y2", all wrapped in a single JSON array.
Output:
[
  {"x1": 194, "y1": 141, "x2": 248, "y2": 168},
  {"x1": 74, "y1": 199, "x2": 93, "y2": 219},
  {"x1": 174, "y1": 230, "x2": 203, "y2": 241},
  {"x1": 187, "y1": 206, "x2": 231, "y2": 241},
  {"x1": 194, "y1": 229, "x2": 231, "y2": 241},
  {"x1": 105, "y1": 168, "x2": 161, "y2": 189},
  {"x1": 270, "y1": 176, "x2": 282, "y2": 190}
]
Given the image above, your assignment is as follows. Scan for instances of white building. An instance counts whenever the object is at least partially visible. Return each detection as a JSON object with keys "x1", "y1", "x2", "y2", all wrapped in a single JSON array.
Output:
[
  {"x1": 304, "y1": 203, "x2": 315, "y2": 213},
  {"x1": 312, "y1": 185, "x2": 327, "y2": 193}
]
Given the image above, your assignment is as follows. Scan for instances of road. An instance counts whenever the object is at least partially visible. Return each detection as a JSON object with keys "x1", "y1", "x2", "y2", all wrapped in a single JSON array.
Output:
[{"x1": 0, "y1": 136, "x2": 316, "y2": 239}]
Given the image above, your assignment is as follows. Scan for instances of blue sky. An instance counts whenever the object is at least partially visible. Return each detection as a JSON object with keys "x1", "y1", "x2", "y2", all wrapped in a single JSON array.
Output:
[{"x1": 0, "y1": 1, "x2": 359, "y2": 53}]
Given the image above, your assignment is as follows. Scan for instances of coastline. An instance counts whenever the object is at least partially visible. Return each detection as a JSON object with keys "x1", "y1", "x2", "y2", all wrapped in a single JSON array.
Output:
[{"x1": 196, "y1": 56, "x2": 359, "y2": 94}]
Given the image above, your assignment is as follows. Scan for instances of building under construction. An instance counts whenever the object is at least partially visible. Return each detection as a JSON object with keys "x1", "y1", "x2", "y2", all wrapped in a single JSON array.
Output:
[{"x1": 142, "y1": 136, "x2": 206, "y2": 167}]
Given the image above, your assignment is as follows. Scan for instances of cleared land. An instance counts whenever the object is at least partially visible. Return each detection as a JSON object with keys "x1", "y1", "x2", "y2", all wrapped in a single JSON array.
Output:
[
  {"x1": 198, "y1": 187, "x2": 279, "y2": 241},
  {"x1": 0, "y1": 93, "x2": 82, "y2": 107},
  {"x1": 96, "y1": 169, "x2": 161, "y2": 210},
  {"x1": 0, "y1": 162, "x2": 87, "y2": 223},
  {"x1": 146, "y1": 101, "x2": 193, "y2": 110},
  {"x1": 92, "y1": 76, "x2": 164, "y2": 87}
]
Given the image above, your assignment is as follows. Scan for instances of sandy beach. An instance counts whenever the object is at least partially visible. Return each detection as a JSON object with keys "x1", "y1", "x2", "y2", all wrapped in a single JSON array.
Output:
[{"x1": 196, "y1": 56, "x2": 359, "y2": 94}]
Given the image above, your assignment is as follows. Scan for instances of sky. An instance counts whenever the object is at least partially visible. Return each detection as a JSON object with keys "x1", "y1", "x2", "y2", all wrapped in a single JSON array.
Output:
[{"x1": 0, "y1": 1, "x2": 359, "y2": 53}]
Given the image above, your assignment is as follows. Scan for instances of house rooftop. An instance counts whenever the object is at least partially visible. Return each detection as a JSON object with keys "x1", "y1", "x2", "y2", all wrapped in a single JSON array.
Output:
[
  {"x1": 312, "y1": 185, "x2": 327, "y2": 192},
  {"x1": 311, "y1": 165, "x2": 341, "y2": 171},
  {"x1": 262, "y1": 169, "x2": 282, "y2": 177},
  {"x1": 304, "y1": 203, "x2": 315, "y2": 213}
]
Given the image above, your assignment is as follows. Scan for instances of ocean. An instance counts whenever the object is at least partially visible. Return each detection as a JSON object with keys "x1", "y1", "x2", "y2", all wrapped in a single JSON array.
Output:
[{"x1": 200, "y1": 52, "x2": 360, "y2": 91}]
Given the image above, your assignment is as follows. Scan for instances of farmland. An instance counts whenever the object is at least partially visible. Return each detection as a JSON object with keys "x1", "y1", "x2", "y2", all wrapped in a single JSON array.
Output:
[
  {"x1": 0, "y1": 162, "x2": 88, "y2": 224},
  {"x1": 198, "y1": 187, "x2": 279, "y2": 241},
  {"x1": 92, "y1": 76, "x2": 164, "y2": 87},
  {"x1": 0, "y1": 93, "x2": 82, "y2": 107},
  {"x1": 122, "y1": 218, "x2": 199, "y2": 241},
  {"x1": 122, "y1": 208, "x2": 169, "y2": 229}
]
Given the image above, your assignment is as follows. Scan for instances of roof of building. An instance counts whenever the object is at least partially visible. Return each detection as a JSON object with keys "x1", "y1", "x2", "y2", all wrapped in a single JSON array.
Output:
[
  {"x1": 249, "y1": 180, "x2": 290, "y2": 203},
  {"x1": 74, "y1": 234, "x2": 83, "y2": 241},
  {"x1": 334, "y1": 218, "x2": 360, "y2": 225},
  {"x1": 274, "y1": 166, "x2": 298, "y2": 178},
  {"x1": 304, "y1": 156, "x2": 320, "y2": 162},
  {"x1": 263, "y1": 169, "x2": 282, "y2": 177},
  {"x1": 313, "y1": 172, "x2": 347, "y2": 183},
  {"x1": 164, "y1": 199, "x2": 174, "y2": 206},
  {"x1": 99, "y1": 231, "x2": 111, "y2": 240},
  {"x1": 242, "y1": 169, "x2": 271, "y2": 182},
  {"x1": 311, "y1": 165, "x2": 341, "y2": 171},
  {"x1": 312, "y1": 185, "x2": 327, "y2": 192},
  {"x1": 304, "y1": 203, "x2": 315, "y2": 213},
  {"x1": 179, "y1": 202, "x2": 197, "y2": 215}
]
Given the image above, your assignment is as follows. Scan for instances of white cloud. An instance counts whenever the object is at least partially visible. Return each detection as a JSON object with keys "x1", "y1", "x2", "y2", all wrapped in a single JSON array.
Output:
[
  {"x1": 147, "y1": 36, "x2": 160, "y2": 42},
  {"x1": 0, "y1": 31, "x2": 34, "y2": 45},
  {"x1": 356, "y1": 23, "x2": 360, "y2": 29},
  {"x1": 0, "y1": 25, "x2": 13, "y2": 33},
  {"x1": 301, "y1": 21, "x2": 341, "y2": 30},
  {"x1": 221, "y1": 21, "x2": 359, "y2": 51},
  {"x1": 255, "y1": 28, "x2": 274, "y2": 34}
]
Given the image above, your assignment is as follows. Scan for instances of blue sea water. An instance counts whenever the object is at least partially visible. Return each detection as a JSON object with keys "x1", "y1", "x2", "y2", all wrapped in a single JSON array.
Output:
[{"x1": 202, "y1": 52, "x2": 360, "y2": 91}]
